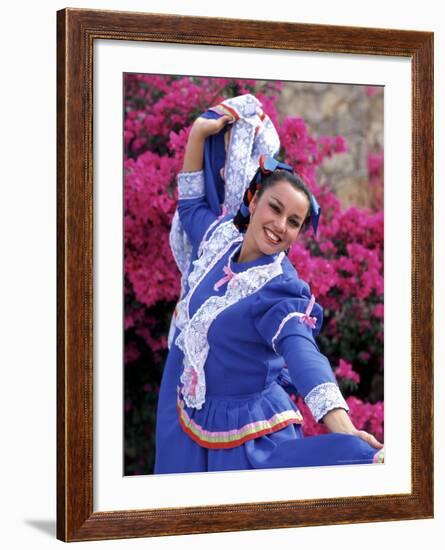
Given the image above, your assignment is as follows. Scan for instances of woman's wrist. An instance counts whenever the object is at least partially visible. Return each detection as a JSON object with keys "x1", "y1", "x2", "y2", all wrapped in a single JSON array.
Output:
[
  {"x1": 322, "y1": 407, "x2": 356, "y2": 434},
  {"x1": 190, "y1": 118, "x2": 211, "y2": 140},
  {"x1": 322, "y1": 408, "x2": 384, "y2": 449},
  {"x1": 181, "y1": 115, "x2": 232, "y2": 172}
]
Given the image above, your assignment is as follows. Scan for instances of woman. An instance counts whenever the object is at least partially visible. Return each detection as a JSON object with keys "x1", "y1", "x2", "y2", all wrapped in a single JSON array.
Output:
[{"x1": 154, "y1": 113, "x2": 384, "y2": 474}]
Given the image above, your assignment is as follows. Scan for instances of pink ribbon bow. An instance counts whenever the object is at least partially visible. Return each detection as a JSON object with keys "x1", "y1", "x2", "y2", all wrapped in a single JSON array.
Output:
[
  {"x1": 213, "y1": 264, "x2": 235, "y2": 291},
  {"x1": 188, "y1": 368, "x2": 198, "y2": 397},
  {"x1": 299, "y1": 294, "x2": 317, "y2": 329},
  {"x1": 181, "y1": 367, "x2": 199, "y2": 400}
]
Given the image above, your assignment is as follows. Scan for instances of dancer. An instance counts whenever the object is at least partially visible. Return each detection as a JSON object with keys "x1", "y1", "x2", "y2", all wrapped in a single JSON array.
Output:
[{"x1": 154, "y1": 96, "x2": 384, "y2": 474}]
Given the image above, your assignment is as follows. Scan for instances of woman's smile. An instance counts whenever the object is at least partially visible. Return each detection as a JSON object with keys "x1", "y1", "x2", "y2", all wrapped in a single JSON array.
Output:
[
  {"x1": 263, "y1": 227, "x2": 282, "y2": 244},
  {"x1": 237, "y1": 180, "x2": 310, "y2": 262}
]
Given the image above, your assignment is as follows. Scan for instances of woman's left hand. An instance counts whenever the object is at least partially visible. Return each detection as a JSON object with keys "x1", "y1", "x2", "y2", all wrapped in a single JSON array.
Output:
[
  {"x1": 352, "y1": 429, "x2": 383, "y2": 449},
  {"x1": 322, "y1": 409, "x2": 383, "y2": 450}
]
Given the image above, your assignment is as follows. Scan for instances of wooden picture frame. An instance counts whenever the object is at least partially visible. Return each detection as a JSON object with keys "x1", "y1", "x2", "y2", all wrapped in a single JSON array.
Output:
[{"x1": 57, "y1": 8, "x2": 434, "y2": 542}]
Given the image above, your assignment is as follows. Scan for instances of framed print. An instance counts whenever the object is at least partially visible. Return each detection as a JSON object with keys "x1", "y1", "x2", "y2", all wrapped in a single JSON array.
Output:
[{"x1": 57, "y1": 8, "x2": 433, "y2": 542}]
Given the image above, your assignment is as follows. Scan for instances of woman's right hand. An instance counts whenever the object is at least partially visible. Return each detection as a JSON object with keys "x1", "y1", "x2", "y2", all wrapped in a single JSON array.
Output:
[
  {"x1": 191, "y1": 115, "x2": 234, "y2": 139},
  {"x1": 182, "y1": 115, "x2": 233, "y2": 172}
]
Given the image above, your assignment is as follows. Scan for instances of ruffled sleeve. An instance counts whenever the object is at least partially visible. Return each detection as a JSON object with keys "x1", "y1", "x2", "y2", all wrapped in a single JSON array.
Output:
[
  {"x1": 177, "y1": 170, "x2": 219, "y2": 250},
  {"x1": 252, "y1": 276, "x2": 349, "y2": 423}
]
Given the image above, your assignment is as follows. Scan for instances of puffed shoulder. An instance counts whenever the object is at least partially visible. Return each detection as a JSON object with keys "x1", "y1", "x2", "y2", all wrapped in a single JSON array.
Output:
[
  {"x1": 255, "y1": 272, "x2": 312, "y2": 303},
  {"x1": 251, "y1": 272, "x2": 324, "y2": 348}
]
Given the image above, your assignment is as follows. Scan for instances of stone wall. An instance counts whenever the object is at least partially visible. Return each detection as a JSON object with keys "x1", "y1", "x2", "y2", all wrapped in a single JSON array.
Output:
[{"x1": 276, "y1": 82, "x2": 383, "y2": 208}]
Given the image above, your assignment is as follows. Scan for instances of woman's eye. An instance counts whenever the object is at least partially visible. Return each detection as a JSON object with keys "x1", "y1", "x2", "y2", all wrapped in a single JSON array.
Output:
[
  {"x1": 289, "y1": 219, "x2": 300, "y2": 228},
  {"x1": 269, "y1": 203, "x2": 280, "y2": 212}
]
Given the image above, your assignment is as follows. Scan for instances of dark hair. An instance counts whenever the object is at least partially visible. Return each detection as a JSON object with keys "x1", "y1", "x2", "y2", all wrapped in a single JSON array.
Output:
[{"x1": 233, "y1": 169, "x2": 313, "y2": 234}]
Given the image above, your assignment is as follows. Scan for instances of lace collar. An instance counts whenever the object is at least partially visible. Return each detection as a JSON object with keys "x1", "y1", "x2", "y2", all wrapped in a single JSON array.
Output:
[{"x1": 174, "y1": 220, "x2": 285, "y2": 409}]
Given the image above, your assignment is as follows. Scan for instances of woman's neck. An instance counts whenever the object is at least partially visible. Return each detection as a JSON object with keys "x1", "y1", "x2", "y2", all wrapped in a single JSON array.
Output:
[{"x1": 236, "y1": 238, "x2": 262, "y2": 263}]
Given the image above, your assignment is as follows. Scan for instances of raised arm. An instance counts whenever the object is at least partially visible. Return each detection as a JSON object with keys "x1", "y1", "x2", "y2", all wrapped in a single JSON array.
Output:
[
  {"x1": 175, "y1": 114, "x2": 233, "y2": 253},
  {"x1": 182, "y1": 116, "x2": 232, "y2": 171}
]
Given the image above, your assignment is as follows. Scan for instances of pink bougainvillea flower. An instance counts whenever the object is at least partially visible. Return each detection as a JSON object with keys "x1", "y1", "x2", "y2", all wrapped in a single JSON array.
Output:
[{"x1": 335, "y1": 359, "x2": 361, "y2": 384}]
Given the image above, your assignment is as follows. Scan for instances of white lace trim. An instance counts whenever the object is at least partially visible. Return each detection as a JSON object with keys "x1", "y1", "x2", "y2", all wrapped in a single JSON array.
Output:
[
  {"x1": 214, "y1": 95, "x2": 280, "y2": 215},
  {"x1": 169, "y1": 211, "x2": 193, "y2": 281},
  {"x1": 220, "y1": 94, "x2": 261, "y2": 118},
  {"x1": 197, "y1": 216, "x2": 223, "y2": 258},
  {"x1": 175, "y1": 220, "x2": 242, "y2": 330},
  {"x1": 224, "y1": 119, "x2": 257, "y2": 213},
  {"x1": 177, "y1": 170, "x2": 205, "y2": 199},
  {"x1": 271, "y1": 312, "x2": 307, "y2": 353},
  {"x1": 304, "y1": 382, "x2": 349, "y2": 422},
  {"x1": 175, "y1": 220, "x2": 285, "y2": 409}
]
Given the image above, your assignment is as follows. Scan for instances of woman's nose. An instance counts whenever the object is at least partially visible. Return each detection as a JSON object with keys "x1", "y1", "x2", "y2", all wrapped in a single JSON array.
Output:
[{"x1": 274, "y1": 216, "x2": 286, "y2": 233}]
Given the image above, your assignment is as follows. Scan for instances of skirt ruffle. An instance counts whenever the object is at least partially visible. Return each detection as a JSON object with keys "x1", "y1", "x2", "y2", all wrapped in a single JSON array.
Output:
[{"x1": 176, "y1": 381, "x2": 303, "y2": 449}]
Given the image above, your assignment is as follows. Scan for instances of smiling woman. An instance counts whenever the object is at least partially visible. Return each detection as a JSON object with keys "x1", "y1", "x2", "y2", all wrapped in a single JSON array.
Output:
[
  {"x1": 236, "y1": 171, "x2": 311, "y2": 262},
  {"x1": 153, "y1": 94, "x2": 384, "y2": 474}
]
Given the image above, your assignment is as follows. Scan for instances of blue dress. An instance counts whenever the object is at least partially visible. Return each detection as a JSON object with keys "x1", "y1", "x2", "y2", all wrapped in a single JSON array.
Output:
[{"x1": 154, "y1": 170, "x2": 383, "y2": 474}]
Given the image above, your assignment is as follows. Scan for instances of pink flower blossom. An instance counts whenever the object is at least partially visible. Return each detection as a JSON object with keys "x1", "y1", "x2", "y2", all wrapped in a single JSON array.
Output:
[
  {"x1": 335, "y1": 359, "x2": 361, "y2": 384},
  {"x1": 372, "y1": 304, "x2": 384, "y2": 318}
]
